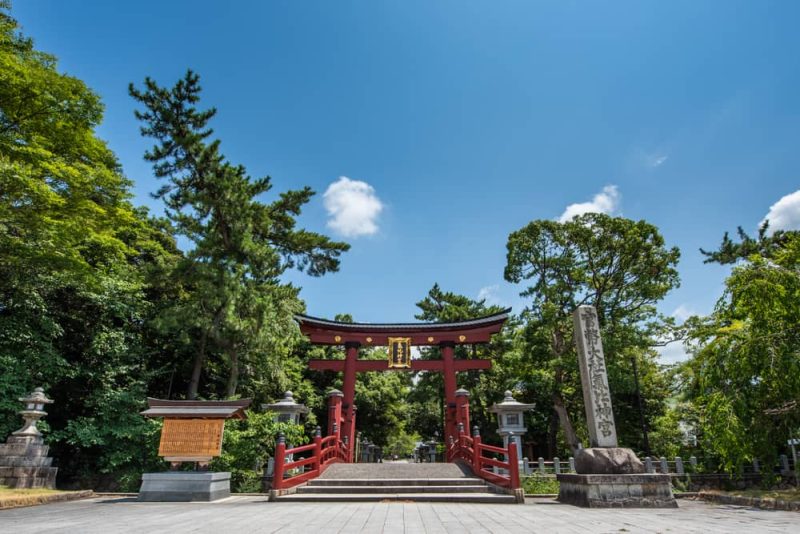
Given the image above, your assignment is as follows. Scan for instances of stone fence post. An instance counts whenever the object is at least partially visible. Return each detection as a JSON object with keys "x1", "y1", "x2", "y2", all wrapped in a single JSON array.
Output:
[
  {"x1": 568, "y1": 457, "x2": 575, "y2": 473},
  {"x1": 660, "y1": 457, "x2": 669, "y2": 474},
  {"x1": 538, "y1": 457, "x2": 545, "y2": 475},
  {"x1": 644, "y1": 456, "x2": 654, "y2": 473},
  {"x1": 689, "y1": 456, "x2": 697, "y2": 470},
  {"x1": 780, "y1": 454, "x2": 790, "y2": 474},
  {"x1": 675, "y1": 457, "x2": 684, "y2": 475},
  {"x1": 522, "y1": 457, "x2": 531, "y2": 475},
  {"x1": 554, "y1": 457, "x2": 561, "y2": 474}
]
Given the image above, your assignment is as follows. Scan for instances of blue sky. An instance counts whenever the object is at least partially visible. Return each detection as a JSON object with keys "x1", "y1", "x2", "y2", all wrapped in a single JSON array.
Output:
[{"x1": 14, "y1": 1, "x2": 800, "y2": 362}]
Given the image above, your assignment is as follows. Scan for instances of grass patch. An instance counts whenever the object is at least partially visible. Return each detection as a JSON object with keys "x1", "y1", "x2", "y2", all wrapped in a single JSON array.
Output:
[
  {"x1": 0, "y1": 486, "x2": 63, "y2": 497},
  {"x1": 522, "y1": 475, "x2": 560, "y2": 494},
  {"x1": 0, "y1": 485, "x2": 81, "y2": 509}
]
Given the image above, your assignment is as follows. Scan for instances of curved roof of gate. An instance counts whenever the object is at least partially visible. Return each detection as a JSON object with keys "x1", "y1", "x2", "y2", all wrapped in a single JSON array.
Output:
[
  {"x1": 295, "y1": 308, "x2": 512, "y2": 345},
  {"x1": 296, "y1": 308, "x2": 511, "y2": 330}
]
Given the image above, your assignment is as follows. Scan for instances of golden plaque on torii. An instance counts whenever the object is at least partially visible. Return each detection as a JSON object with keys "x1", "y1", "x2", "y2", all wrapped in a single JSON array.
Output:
[
  {"x1": 388, "y1": 337, "x2": 411, "y2": 368},
  {"x1": 141, "y1": 398, "x2": 251, "y2": 468}
]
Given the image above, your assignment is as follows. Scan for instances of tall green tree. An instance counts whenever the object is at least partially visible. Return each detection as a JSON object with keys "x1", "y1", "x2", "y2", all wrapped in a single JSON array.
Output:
[
  {"x1": 504, "y1": 213, "x2": 680, "y2": 454},
  {"x1": 0, "y1": 3, "x2": 181, "y2": 488},
  {"x1": 129, "y1": 71, "x2": 350, "y2": 399},
  {"x1": 686, "y1": 228, "x2": 800, "y2": 471}
]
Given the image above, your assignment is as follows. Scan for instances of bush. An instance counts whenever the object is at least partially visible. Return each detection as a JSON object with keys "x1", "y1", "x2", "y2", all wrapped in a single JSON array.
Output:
[
  {"x1": 522, "y1": 475, "x2": 560, "y2": 494},
  {"x1": 210, "y1": 410, "x2": 306, "y2": 492}
]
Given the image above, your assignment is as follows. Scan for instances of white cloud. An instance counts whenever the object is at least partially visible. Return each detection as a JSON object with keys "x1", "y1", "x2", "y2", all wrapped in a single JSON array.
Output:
[
  {"x1": 671, "y1": 304, "x2": 697, "y2": 323},
  {"x1": 656, "y1": 341, "x2": 690, "y2": 365},
  {"x1": 323, "y1": 176, "x2": 384, "y2": 237},
  {"x1": 761, "y1": 189, "x2": 800, "y2": 235},
  {"x1": 558, "y1": 185, "x2": 621, "y2": 222},
  {"x1": 649, "y1": 154, "x2": 669, "y2": 168},
  {"x1": 631, "y1": 149, "x2": 669, "y2": 170},
  {"x1": 477, "y1": 285, "x2": 504, "y2": 307}
]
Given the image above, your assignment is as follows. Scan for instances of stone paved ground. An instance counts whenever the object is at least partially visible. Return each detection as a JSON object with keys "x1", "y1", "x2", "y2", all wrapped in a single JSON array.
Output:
[{"x1": 1, "y1": 496, "x2": 798, "y2": 533}]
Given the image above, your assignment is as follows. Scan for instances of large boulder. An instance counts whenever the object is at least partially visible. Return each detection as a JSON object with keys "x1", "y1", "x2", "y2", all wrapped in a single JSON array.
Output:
[{"x1": 574, "y1": 447, "x2": 645, "y2": 474}]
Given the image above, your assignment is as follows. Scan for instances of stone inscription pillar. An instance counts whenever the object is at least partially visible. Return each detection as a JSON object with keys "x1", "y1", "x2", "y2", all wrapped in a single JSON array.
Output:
[{"x1": 573, "y1": 305, "x2": 618, "y2": 448}]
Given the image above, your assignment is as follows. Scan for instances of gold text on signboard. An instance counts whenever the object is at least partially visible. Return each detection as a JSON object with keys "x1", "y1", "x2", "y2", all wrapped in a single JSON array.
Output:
[{"x1": 388, "y1": 337, "x2": 411, "y2": 368}]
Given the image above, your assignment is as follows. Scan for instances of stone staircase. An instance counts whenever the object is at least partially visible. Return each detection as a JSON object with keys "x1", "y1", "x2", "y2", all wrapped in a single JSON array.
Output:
[{"x1": 274, "y1": 462, "x2": 518, "y2": 503}]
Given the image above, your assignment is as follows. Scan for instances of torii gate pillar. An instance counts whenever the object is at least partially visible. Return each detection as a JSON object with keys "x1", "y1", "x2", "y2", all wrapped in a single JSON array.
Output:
[
  {"x1": 441, "y1": 342, "x2": 458, "y2": 442},
  {"x1": 342, "y1": 342, "x2": 359, "y2": 462}
]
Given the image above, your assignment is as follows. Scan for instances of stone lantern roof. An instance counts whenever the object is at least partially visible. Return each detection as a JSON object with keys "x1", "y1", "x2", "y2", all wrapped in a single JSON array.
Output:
[
  {"x1": 19, "y1": 387, "x2": 54, "y2": 413},
  {"x1": 489, "y1": 390, "x2": 535, "y2": 414},
  {"x1": 262, "y1": 391, "x2": 310, "y2": 415}
]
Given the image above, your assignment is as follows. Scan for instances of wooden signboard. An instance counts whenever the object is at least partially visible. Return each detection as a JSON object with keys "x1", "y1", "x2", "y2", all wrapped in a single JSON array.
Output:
[
  {"x1": 388, "y1": 337, "x2": 411, "y2": 368},
  {"x1": 158, "y1": 418, "x2": 225, "y2": 458}
]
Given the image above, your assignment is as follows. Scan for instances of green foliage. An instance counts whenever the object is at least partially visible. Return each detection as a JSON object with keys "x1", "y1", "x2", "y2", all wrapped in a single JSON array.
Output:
[
  {"x1": 407, "y1": 284, "x2": 516, "y2": 445},
  {"x1": 647, "y1": 402, "x2": 697, "y2": 459},
  {"x1": 522, "y1": 475, "x2": 560, "y2": 494},
  {"x1": 0, "y1": 4, "x2": 180, "y2": 489},
  {"x1": 211, "y1": 411, "x2": 305, "y2": 493},
  {"x1": 347, "y1": 346, "x2": 412, "y2": 446},
  {"x1": 685, "y1": 230, "x2": 800, "y2": 472},
  {"x1": 504, "y1": 213, "x2": 680, "y2": 455},
  {"x1": 129, "y1": 71, "x2": 349, "y2": 400},
  {"x1": 700, "y1": 221, "x2": 794, "y2": 265},
  {"x1": 385, "y1": 429, "x2": 421, "y2": 459}
]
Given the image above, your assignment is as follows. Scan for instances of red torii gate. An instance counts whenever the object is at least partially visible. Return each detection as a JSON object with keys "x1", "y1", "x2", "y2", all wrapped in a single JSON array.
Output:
[{"x1": 297, "y1": 308, "x2": 511, "y2": 461}]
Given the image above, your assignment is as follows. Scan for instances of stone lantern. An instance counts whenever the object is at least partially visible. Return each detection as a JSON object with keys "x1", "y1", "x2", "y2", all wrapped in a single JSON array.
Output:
[
  {"x1": 262, "y1": 391, "x2": 309, "y2": 425},
  {"x1": 489, "y1": 390, "x2": 535, "y2": 455},
  {"x1": 14, "y1": 387, "x2": 54, "y2": 438},
  {"x1": 0, "y1": 387, "x2": 58, "y2": 488},
  {"x1": 262, "y1": 391, "x2": 308, "y2": 473}
]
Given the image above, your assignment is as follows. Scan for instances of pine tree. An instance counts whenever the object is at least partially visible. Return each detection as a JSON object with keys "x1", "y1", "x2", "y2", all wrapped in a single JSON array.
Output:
[{"x1": 130, "y1": 71, "x2": 350, "y2": 398}]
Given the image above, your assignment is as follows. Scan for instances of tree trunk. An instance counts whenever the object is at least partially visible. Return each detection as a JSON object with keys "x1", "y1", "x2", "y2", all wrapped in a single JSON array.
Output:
[
  {"x1": 547, "y1": 410, "x2": 559, "y2": 458},
  {"x1": 188, "y1": 301, "x2": 227, "y2": 399},
  {"x1": 187, "y1": 328, "x2": 209, "y2": 400},
  {"x1": 226, "y1": 347, "x2": 239, "y2": 398},
  {"x1": 550, "y1": 327, "x2": 581, "y2": 454},
  {"x1": 552, "y1": 390, "x2": 581, "y2": 453}
]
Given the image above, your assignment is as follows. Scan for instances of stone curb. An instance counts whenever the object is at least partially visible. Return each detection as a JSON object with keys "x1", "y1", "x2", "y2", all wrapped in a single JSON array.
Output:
[
  {"x1": 523, "y1": 492, "x2": 697, "y2": 500},
  {"x1": 698, "y1": 490, "x2": 800, "y2": 511},
  {"x1": 0, "y1": 490, "x2": 94, "y2": 509}
]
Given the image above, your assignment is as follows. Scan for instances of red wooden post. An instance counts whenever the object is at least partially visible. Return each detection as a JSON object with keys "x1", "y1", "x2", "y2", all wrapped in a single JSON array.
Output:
[
  {"x1": 440, "y1": 342, "x2": 458, "y2": 442},
  {"x1": 455, "y1": 388, "x2": 471, "y2": 435},
  {"x1": 348, "y1": 406, "x2": 357, "y2": 461},
  {"x1": 472, "y1": 426, "x2": 482, "y2": 474},
  {"x1": 314, "y1": 426, "x2": 323, "y2": 470},
  {"x1": 273, "y1": 433, "x2": 287, "y2": 490},
  {"x1": 342, "y1": 342, "x2": 359, "y2": 463},
  {"x1": 327, "y1": 389, "x2": 343, "y2": 437},
  {"x1": 508, "y1": 440, "x2": 520, "y2": 490}
]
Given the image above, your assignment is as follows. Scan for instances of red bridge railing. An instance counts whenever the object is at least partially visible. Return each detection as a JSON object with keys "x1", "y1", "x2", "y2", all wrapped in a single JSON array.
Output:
[
  {"x1": 272, "y1": 427, "x2": 348, "y2": 490},
  {"x1": 447, "y1": 425, "x2": 520, "y2": 490}
]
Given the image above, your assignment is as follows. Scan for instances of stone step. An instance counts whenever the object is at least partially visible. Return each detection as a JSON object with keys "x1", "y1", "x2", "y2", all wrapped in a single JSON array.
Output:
[
  {"x1": 276, "y1": 492, "x2": 518, "y2": 504},
  {"x1": 318, "y1": 463, "x2": 470, "y2": 480},
  {"x1": 0, "y1": 456, "x2": 54, "y2": 467},
  {"x1": 297, "y1": 484, "x2": 491, "y2": 494},
  {"x1": 308, "y1": 477, "x2": 485, "y2": 487}
]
